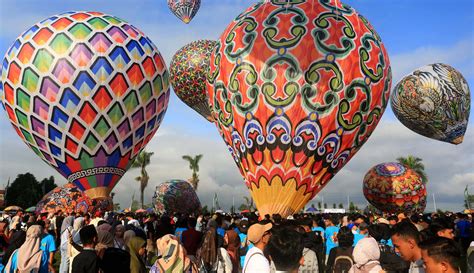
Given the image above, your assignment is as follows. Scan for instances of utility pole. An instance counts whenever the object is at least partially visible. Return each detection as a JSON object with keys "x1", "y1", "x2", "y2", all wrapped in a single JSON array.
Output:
[{"x1": 432, "y1": 193, "x2": 437, "y2": 212}]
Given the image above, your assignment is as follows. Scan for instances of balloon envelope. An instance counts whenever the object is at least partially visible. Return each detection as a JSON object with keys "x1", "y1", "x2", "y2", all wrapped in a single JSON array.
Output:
[
  {"x1": 152, "y1": 179, "x2": 201, "y2": 215},
  {"x1": 363, "y1": 162, "x2": 427, "y2": 214},
  {"x1": 170, "y1": 40, "x2": 216, "y2": 122},
  {"x1": 207, "y1": 0, "x2": 392, "y2": 217},
  {"x1": 167, "y1": 0, "x2": 201, "y2": 24},
  {"x1": 391, "y1": 63, "x2": 470, "y2": 144},
  {"x1": 1, "y1": 11, "x2": 170, "y2": 199},
  {"x1": 36, "y1": 183, "x2": 113, "y2": 214}
]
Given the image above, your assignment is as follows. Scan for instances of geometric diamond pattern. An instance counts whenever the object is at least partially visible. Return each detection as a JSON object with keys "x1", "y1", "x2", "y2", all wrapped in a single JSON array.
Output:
[{"x1": 0, "y1": 11, "x2": 170, "y2": 197}]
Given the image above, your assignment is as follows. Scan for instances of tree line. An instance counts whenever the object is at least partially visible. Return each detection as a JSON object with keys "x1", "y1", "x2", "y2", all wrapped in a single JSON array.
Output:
[{"x1": 3, "y1": 173, "x2": 57, "y2": 209}]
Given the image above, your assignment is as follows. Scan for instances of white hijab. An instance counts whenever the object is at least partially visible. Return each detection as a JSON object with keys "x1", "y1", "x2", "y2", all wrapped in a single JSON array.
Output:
[{"x1": 349, "y1": 237, "x2": 383, "y2": 273}]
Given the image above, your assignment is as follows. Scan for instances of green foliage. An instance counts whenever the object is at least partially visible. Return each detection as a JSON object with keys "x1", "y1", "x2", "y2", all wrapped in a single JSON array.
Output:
[
  {"x1": 317, "y1": 202, "x2": 322, "y2": 209},
  {"x1": 397, "y1": 155, "x2": 428, "y2": 184},
  {"x1": 182, "y1": 154, "x2": 203, "y2": 190},
  {"x1": 201, "y1": 205, "x2": 209, "y2": 215},
  {"x1": 131, "y1": 150, "x2": 154, "y2": 209},
  {"x1": 323, "y1": 203, "x2": 328, "y2": 209},
  {"x1": 349, "y1": 202, "x2": 359, "y2": 213},
  {"x1": 332, "y1": 203, "x2": 336, "y2": 209},
  {"x1": 338, "y1": 203, "x2": 344, "y2": 209},
  {"x1": 5, "y1": 173, "x2": 58, "y2": 208}
]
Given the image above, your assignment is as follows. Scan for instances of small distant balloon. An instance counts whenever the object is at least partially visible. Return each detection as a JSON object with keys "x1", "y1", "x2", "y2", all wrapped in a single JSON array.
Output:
[
  {"x1": 363, "y1": 162, "x2": 427, "y2": 214},
  {"x1": 169, "y1": 40, "x2": 216, "y2": 122},
  {"x1": 153, "y1": 179, "x2": 201, "y2": 215},
  {"x1": 391, "y1": 63, "x2": 470, "y2": 144},
  {"x1": 167, "y1": 0, "x2": 201, "y2": 24}
]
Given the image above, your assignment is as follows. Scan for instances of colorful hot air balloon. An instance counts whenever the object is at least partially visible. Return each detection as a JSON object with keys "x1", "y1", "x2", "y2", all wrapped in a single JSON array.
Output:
[
  {"x1": 207, "y1": 0, "x2": 392, "y2": 217},
  {"x1": 391, "y1": 63, "x2": 470, "y2": 145},
  {"x1": 167, "y1": 0, "x2": 201, "y2": 24},
  {"x1": 1, "y1": 11, "x2": 170, "y2": 199},
  {"x1": 152, "y1": 179, "x2": 201, "y2": 215},
  {"x1": 169, "y1": 40, "x2": 216, "y2": 122},
  {"x1": 35, "y1": 183, "x2": 113, "y2": 214},
  {"x1": 363, "y1": 162, "x2": 427, "y2": 214}
]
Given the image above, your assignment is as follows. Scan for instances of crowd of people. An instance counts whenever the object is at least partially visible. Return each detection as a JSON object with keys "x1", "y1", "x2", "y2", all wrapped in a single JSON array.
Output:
[{"x1": 0, "y1": 209, "x2": 471, "y2": 273}]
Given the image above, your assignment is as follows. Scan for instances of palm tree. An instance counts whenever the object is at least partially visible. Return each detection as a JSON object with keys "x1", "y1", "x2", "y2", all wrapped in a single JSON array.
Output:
[
  {"x1": 131, "y1": 150, "x2": 154, "y2": 208},
  {"x1": 396, "y1": 155, "x2": 428, "y2": 184},
  {"x1": 182, "y1": 154, "x2": 203, "y2": 190}
]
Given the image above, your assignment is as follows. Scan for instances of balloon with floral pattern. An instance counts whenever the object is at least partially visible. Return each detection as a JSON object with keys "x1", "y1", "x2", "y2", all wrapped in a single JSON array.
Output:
[
  {"x1": 363, "y1": 162, "x2": 427, "y2": 214},
  {"x1": 152, "y1": 179, "x2": 201, "y2": 215}
]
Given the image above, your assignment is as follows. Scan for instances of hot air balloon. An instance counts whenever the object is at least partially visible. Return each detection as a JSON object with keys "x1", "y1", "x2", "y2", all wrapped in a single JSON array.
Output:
[
  {"x1": 167, "y1": 0, "x2": 201, "y2": 24},
  {"x1": 207, "y1": 0, "x2": 392, "y2": 217},
  {"x1": 170, "y1": 40, "x2": 216, "y2": 122},
  {"x1": 152, "y1": 179, "x2": 201, "y2": 215},
  {"x1": 391, "y1": 63, "x2": 470, "y2": 145},
  {"x1": 35, "y1": 183, "x2": 113, "y2": 214},
  {"x1": 1, "y1": 11, "x2": 170, "y2": 199},
  {"x1": 363, "y1": 162, "x2": 427, "y2": 214}
]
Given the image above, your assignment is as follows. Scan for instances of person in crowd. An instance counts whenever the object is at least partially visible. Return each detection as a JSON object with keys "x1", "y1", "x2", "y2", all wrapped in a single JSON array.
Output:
[
  {"x1": 242, "y1": 222, "x2": 272, "y2": 273},
  {"x1": 128, "y1": 236, "x2": 146, "y2": 273},
  {"x1": 181, "y1": 217, "x2": 202, "y2": 260},
  {"x1": 455, "y1": 213, "x2": 471, "y2": 252},
  {"x1": 4, "y1": 225, "x2": 46, "y2": 273},
  {"x1": 37, "y1": 220, "x2": 57, "y2": 273},
  {"x1": 387, "y1": 216, "x2": 398, "y2": 227},
  {"x1": 113, "y1": 224, "x2": 127, "y2": 250},
  {"x1": 156, "y1": 216, "x2": 174, "y2": 239},
  {"x1": 265, "y1": 226, "x2": 305, "y2": 273},
  {"x1": 368, "y1": 224, "x2": 409, "y2": 273},
  {"x1": 237, "y1": 220, "x2": 250, "y2": 268},
  {"x1": 353, "y1": 223, "x2": 369, "y2": 246},
  {"x1": 150, "y1": 234, "x2": 193, "y2": 273},
  {"x1": 419, "y1": 237, "x2": 461, "y2": 273},
  {"x1": 324, "y1": 215, "x2": 340, "y2": 259},
  {"x1": 174, "y1": 217, "x2": 188, "y2": 242},
  {"x1": 391, "y1": 221, "x2": 425, "y2": 273},
  {"x1": 124, "y1": 230, "x2": 136, "y2": 252},
  {"x1": 59, "y1": 216, "x2": 74, "y2": 273},
  {"x1": 72, "y1": 225, "x2": 99, "y2": 273},
  {"x1": 326, "y1": 226, "x2": 354, "y2": 273},
  {"x1": 349, "y1": 237, "x2": 384, "y2": 273},
  {"x1": 196, "y1": 224, "x2": 232, "y2": 273},
  {"x1": 98, "y1": 228, "x2": 131, "y2": 273},
  {"x1": 1, "y1": 226, "x2": 25, "y2": 270},
  {"x1": 224, "y1": 230, "x2": 241, "y2": 273},
  {"x1": 429, "y1": 218, "x2": 455, "y2": 240}
]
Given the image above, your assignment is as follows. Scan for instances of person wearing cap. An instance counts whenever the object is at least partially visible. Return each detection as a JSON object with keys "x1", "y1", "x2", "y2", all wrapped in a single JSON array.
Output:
[
  {"x1": 353, "y1": 222, "x2": 368, "y2": 246},
  {"x1": 238, "y1": 220, "x2": 250, "y2": 268},
  {"x1": 242, "y1": 222, "x2": 272, "y2": 273}
]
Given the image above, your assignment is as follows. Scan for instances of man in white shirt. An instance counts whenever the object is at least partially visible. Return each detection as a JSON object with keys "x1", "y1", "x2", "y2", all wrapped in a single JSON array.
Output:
[{"x1": 242, "y1": 222, "x2": 272, "y2": 273}]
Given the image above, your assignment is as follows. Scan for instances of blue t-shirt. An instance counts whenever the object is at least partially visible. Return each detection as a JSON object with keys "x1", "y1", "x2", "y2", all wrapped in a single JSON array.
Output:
[
  {"x1": 40, "y1": 233, "x2": 56, "y2": 266},
  {"x1": 311, "y1": 226, "x2": 325, "y2": 239},
  {"x1": 217, "y1": 227, "x2": 225, "y2": 237},
  {"x1": 7, "y1": 250, "x2": 49, "y2": 273},
  {"x1": 174, "y1": 227, "x2": 188, "y2": 242},
  {"x1": 353, "y1": 233, "x2": 367, "y2": 246},
  {"x1": 456, "y1": 220, "x2": 471, "y2": 238},
  {"x1": 325, "y1": 226, "x2": 339, "y2": 255}
]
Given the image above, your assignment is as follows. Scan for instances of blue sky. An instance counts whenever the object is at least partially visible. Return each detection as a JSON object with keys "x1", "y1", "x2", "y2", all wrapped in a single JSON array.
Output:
[{"x1": 0, "y1": 0, "x2": 473, "y2": 211}]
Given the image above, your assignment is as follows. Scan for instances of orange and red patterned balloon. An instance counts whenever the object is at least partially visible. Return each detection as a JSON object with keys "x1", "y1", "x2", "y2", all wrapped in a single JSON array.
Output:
[
  {"x1": 36, "y1": 183, "x2": 113, "y2": 214},
  {"x1": 207, "y1": 0, "x2": 392, "y2": 217},
  {"x1": 363, "y1": 162, "x2": 427, "y2": 214}
]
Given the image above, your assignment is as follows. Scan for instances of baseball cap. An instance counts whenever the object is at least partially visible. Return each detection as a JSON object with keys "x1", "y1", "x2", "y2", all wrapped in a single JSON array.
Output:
[
  {"x1": 238, "y1": 220, "x2": 249, "y2": 233},
  {"x1": 247, "y1": 222, "x2": 272, "y2": 244}
]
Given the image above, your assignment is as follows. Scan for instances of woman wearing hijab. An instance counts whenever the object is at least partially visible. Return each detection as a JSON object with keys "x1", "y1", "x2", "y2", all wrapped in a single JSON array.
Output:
[
  {"x1": 99, "y1": 229, "x2": 131, "y2": 273},
  {"x1": 150, "y1": 234, "x2": 193, "y2": 273},
  {"x1": 59, "y1": 216, "x2": 74, "y2": 273},
  {"x1": 127, "y1": 236, "x2": 146, "y2": 273},
  {"x1": 124, "y1": 230, "x2": 136, "y2": 252},
  {"x1": 113, "y1": 225, "x2": 126, "y2": 250},
  {"x1": 4, "y1": 225, "x2": 47, "y2": 273},
  {"x1": 224, "y1": 230, "x2": 240, "y2": 273},
  {"x1": 349, "y1": 237, "x2": 385, "y2": 273},
  {"x1": 69, "y1": 217, "x2": 85, "y2": 273}
]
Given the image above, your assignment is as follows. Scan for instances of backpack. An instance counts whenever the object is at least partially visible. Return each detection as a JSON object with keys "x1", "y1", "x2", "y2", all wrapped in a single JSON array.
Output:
[{"x1": 333, "y1": 255, "x2": 354, "y2": 273}]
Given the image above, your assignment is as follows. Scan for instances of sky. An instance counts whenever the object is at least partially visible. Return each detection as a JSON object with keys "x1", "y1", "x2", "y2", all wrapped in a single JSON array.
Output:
[{"x1": 0, "y1": 0, "x2": 473, "y2": 212}]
